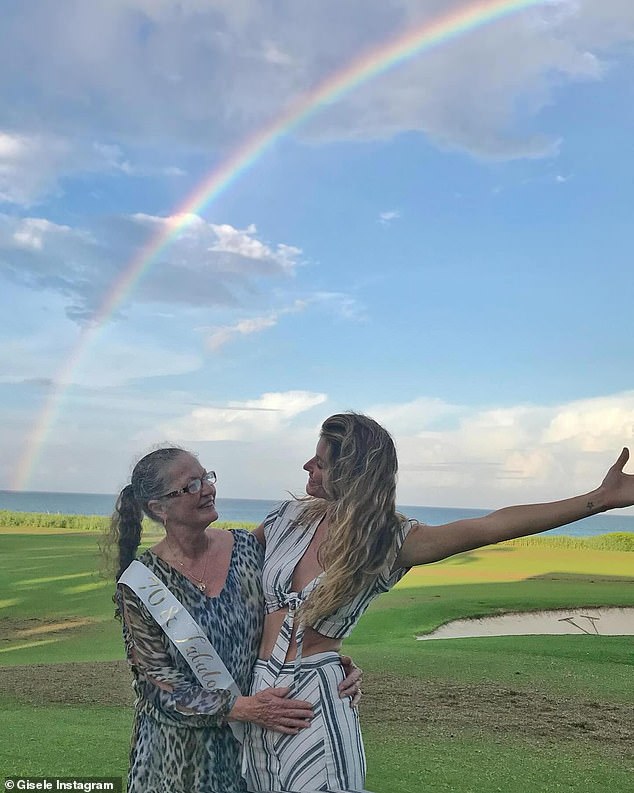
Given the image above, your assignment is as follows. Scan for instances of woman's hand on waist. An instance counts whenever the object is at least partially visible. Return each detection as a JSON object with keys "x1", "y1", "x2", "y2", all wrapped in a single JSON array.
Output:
[
  {"x1": 228, "y1": 688, "x2": 313, "y2": 734},
  {"x1": 339, "y1": 654, "x2": 362, "y2": 706}
]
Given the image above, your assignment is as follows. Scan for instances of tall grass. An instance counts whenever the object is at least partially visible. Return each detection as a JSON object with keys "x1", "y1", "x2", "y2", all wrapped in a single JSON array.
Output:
[
  {"x1": 0, "y1": 509, "x2": 112, "y2": 530},
  {"x1": 0, "y1": 509, "x2": 257, "y2": 532},
  {"x1": 503, "y1": 532, "x2": 634, "y2": 552}
]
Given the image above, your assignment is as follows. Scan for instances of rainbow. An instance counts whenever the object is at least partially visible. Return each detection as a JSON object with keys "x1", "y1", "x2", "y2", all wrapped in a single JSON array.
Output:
[{"x1": 14, "y1": 0, "x2": 554, "y2": 490}]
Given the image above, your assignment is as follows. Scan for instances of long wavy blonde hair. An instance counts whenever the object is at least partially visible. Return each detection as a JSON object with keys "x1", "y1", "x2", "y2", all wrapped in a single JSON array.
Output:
[{"x1": 298, "y1": 412, "x2": 404, "y2": 626}]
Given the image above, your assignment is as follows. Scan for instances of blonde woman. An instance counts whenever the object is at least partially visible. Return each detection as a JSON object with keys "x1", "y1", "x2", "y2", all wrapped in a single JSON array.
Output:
[{"x1": 242, "y1": 412, "x2": 634, "y2": 793}]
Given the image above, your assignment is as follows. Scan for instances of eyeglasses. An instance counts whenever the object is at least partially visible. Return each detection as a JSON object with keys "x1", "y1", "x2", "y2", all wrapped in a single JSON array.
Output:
[{"x1": 159, "y1": 471, "x2": 217, "y2": 499}]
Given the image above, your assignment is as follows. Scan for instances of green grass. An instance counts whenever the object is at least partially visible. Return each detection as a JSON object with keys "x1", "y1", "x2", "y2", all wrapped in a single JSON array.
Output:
[
  {"x1": 0, "y1": 701, "x2": 132, "y2": 779},
  {"x1": 363, "y1": 729, "x2": 633, "y2": 793},
  {"x1": 2, "y1": 700, "x2": 629, "y2": 792},
  {"x1": 350, "y1": 632, "x2": 634, "y2": 703},
  {"x1": 1, "y1": 700, "x2": 630, "y2": 792},
  {"x1": 0, "y1": 533, "x2": 117, "y2": 620},
  {"x1": 1, "y1": 524, "x2": 633, "y2": 791}
]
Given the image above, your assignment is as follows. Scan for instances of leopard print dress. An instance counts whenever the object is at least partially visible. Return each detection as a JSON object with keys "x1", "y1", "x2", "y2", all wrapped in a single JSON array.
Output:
[{"x1": 117, "y1": 529, "x2": 264, "y2": 793}]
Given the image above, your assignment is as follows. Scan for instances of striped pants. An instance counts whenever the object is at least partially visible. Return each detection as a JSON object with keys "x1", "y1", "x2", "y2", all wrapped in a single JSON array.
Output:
[{"x1": 242, "y1": 652, "x2": 368, "y2": 793}]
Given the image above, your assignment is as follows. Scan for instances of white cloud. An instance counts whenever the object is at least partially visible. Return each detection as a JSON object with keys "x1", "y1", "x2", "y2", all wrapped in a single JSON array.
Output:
[
  {"x1": 206, "y1": 299, "x2": 307, "y2": 351},
  {"x1": 0, "y1": 212, "x2": 302, "y2": 321},
  {"x1": 262, "y1": 40, "x2": 294, "y2": 66},
  {"x1": 159, "y1": 390, "x2": 328, "y2": 442},
  {"x1": 379, "y1": 210, "x2": 400, "y2": 225},
  {"x1": 0, "y1": 131, "x2": 75, "y2": 205},
  {"x1": 0, "y1": 131, "x2": 165, "y2": 206},
  {"x1": 365, "y1": 396, "x2": 465, "y2": 435},
  {"x1": 210, "y1": 223, "x2": 301, "y2": 274},
  {"x1": 207, "y1": 315, "x2": 278, "y2": 351},
  {"x1": 11, "y1": 218, "x2": 75, "y2": 251},
  {"x1": 366, "y1": 391, "x2": 634, "y2": 507},
  {"x1": 542, "y1": 398, "x2": 634, "y2": 452},
  {"x1": 0, "y1": 130, "x2": 188, "y2": 206}
]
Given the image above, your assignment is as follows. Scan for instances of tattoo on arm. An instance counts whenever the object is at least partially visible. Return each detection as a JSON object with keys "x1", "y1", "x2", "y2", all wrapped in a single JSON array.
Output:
[{"x1": 586, "y1": 500, "x2": 595, "y2": 513}]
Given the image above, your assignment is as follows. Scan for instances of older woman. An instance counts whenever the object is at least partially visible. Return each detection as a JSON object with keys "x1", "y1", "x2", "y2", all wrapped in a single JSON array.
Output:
[
  {"x1": 242, "y1": 412, "x2": 634, "y2": 793},
  {"x1": 109, "y1": 447, "x2": 359, "y2": 793}
]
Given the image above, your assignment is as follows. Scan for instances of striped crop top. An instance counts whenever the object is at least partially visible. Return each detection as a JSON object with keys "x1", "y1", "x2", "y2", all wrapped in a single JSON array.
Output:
[{"x1": 261, "y1": 500, "x2": 413, "y2": 641}]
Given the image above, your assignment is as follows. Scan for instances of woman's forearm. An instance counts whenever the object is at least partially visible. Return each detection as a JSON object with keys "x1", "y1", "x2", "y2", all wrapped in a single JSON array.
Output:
[
  {"x1": 397, "y1": 490, "x2": 603, "y2": 567},
  {"x1": 475, "y1": 486, "x2": 606, "y2": 545}
]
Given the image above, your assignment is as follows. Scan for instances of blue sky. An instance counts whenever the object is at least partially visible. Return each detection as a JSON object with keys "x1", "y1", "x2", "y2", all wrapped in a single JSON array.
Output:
[{"x1": 1, "y1": 0, "x2": 633, "y2": 511}]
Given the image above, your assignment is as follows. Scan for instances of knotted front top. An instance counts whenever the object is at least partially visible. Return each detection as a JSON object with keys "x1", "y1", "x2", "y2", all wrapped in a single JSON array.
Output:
[{"x1": 260, "y1": 500, "x2": 413, "y2": 682}]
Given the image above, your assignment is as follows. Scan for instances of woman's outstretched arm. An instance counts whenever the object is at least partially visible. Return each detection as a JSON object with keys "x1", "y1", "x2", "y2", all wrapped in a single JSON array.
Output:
[{"x1": 396, "y1": 448, "x2": 633, "y2": 567}]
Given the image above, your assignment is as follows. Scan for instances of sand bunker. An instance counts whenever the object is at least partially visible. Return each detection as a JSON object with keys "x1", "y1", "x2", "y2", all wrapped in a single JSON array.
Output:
[{"x1": 417, "y1": 607, "x2": 634, "y2": 640}]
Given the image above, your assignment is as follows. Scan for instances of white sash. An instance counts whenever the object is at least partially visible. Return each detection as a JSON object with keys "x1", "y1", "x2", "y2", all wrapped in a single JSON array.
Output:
[{"x1": 119, "y1": 559, "x2": 244, "y2": 742}]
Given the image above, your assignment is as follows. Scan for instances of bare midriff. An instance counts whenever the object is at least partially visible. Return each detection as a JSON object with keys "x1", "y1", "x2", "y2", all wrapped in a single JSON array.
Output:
[
  {"x1": 258, "y1": 609, "x2": 341, "y2": 662},
  {"x1": 258, "y1": 512, "x2": 337, "y2": 662}
]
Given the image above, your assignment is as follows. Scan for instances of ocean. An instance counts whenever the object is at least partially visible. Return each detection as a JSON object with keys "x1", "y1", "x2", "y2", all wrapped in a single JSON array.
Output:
[{"x1": 1, "y1": 490, "x2": 633, "y2": 537}]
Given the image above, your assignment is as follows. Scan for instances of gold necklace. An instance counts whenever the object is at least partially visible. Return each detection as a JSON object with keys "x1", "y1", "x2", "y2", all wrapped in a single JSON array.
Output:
[{"x1": 165, "y1": 535, "x2": 210, "y2": 592}]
